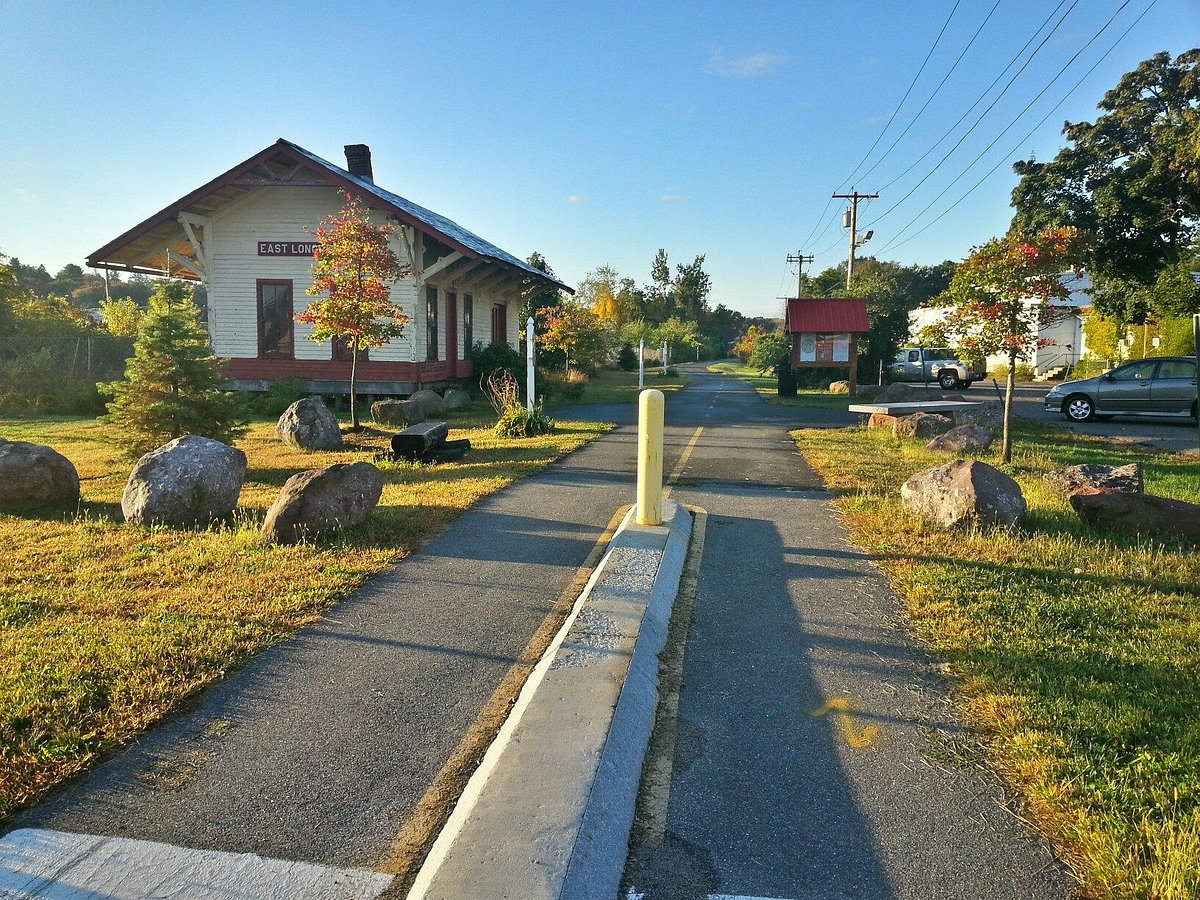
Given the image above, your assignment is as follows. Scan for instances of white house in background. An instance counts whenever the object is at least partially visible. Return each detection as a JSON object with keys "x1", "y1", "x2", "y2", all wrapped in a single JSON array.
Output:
[
  {"x1": 86, "y1": 139, "x2": 571, "y2": 394},
  {"x1": 909, "y1": 272, "x2": 1092, "y2": 377}
]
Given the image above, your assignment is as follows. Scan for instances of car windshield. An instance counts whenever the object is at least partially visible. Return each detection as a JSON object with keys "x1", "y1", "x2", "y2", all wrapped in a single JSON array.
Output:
[{"x1": 926, "y1": 348, "x2": 955, "y2": 360}]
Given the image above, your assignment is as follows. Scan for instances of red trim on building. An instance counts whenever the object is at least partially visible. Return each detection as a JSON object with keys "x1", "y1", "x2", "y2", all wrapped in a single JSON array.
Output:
[
  {"x1": 225, "y1": 357, "x2": 470, "y2": 386},
  {"x1": 786, "y1": 298, "x2": 870, "y2": 334}
]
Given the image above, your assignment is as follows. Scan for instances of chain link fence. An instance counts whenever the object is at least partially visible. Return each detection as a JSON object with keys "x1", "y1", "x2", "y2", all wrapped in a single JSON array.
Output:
[{"x1": 0, "y1": 335, "x2": 134, "y2": 414}]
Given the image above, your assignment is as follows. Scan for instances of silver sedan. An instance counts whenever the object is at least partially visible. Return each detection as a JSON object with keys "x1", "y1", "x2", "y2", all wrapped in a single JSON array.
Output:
[{"x1": 1044, "y1": 357, "x2": 1198, "y2": 422}]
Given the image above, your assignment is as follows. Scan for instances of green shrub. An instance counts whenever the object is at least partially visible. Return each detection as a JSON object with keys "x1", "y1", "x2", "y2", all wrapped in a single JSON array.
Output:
[
  {"x1": 471, "y1": 340, "x2": 523, "y2": 389},
  {"x1": 1068, "y1": 357, "x2": 1112, "y2": 378},
  {"x1": 617, "y1": 343, "x2": 638, "y2": 371},
  {"x1": 495, "y1": 403, "x2": 554, "y2": 438},
  {"x1": 655, "y1": 366, "x2": 679, "y2": 378},
  {"x1": 990, "y1": 362, "x2": 1035, "y2": 381},
  {"x1": 246, "y1": 378, "x2": 307, "y2": 417},
  {"x1": 0, "y1": 348, "x2": 106, "y2": 414},
  {"x1": 540, "y1": 369, "x2": 587, "y2": 401}
]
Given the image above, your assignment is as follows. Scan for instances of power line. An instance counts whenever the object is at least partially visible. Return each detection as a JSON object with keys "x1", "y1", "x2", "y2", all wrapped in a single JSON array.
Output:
[
  {"x1": 855, "y1": 0, "x2": 1003, "y2": 186},
  {"x1": 796, "y1": 1, "x2": 963, "y2": 250},
  {"x1": 867, "y1": 0, "x2": 1084, "y2": 226},
  {"x1": 873, "y1": 0, "x2": 1158, "y2": 257}
]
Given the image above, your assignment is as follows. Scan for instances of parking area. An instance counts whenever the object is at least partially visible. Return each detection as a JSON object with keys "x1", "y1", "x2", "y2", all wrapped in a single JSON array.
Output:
[{"x1": 999, "y1": 381, "x2": 1199, "y2": 454}]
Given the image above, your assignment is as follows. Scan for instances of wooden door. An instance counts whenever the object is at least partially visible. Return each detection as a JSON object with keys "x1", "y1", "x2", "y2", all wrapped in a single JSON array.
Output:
[{"x1": 446, "y1": 291, "x2": 458, "y2": 379}]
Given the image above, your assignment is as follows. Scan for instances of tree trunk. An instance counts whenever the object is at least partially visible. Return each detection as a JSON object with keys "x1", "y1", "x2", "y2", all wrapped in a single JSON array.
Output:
[
  {"x1": 350, "y1": 345, "x2": 360, "y2": 430},
  {"x1": 1002, "y1": 346, "x2": 1016, "y2": 464}
]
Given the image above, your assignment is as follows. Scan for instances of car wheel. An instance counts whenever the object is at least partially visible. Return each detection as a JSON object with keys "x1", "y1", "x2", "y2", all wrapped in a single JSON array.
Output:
[
  {"x1": 961, "y1": 381, "x2": 972, "y2": 389},
  {"x1": 1064, "y1": 394, "x2": 1095, "y2": 422},
  {"x1": 938, "y1": 371, "x2": 959, "y2": 390}
]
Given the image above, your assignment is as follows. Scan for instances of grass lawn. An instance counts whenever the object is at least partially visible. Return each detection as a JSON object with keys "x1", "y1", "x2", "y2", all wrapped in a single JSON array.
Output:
[
  {"x1": 793, "y1": 420, "x2": 1200, "y2": 898},
  {"x1": 0, "y1": 407, "x2": 609, "y2": 821},
  {"x1": 550, "y1": 367, "x2": 690, "y2": 405},
  {"x1": 708, "y1": 361, "x2": 854, "y2": 410}
]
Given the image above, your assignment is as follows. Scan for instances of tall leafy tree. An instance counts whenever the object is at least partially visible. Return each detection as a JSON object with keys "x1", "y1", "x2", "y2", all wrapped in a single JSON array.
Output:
[
  {"x1": 102, "y1": 281, "x2": 245, "y2": 455},
  {"x1": 539, "y1": 299, "x2": 611, "y2": 373},
  {"x1": 299, "y1": 194, "x2": 410, "y2": 428},
  {"x1": 1010, "y1": 50, "x2": 1200, "y2": 321},
  {"x1": 933, "y1": 228, "x2": 1079, "y2": 462}
]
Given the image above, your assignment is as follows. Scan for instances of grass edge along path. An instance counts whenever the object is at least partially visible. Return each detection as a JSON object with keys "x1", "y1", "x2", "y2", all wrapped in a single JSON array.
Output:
[
  {"x1": 0, "y1": 409, "x2": 611, "y2": 823},
  {"x1": 792, "y1": 421, "x2": 1200, "y2": 900},
  {"x1": 707, "y1": 361, "x2": 852, "y2": 410}
]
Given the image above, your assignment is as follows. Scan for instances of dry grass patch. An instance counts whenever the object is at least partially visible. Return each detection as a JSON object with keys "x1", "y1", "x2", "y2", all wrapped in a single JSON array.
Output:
[
  {"x1": 793, "y1": 421, "x2": 1200, "y2": 899},
  {"x1": 0, "y1": 408, "x2": 609, "y2": 820}
]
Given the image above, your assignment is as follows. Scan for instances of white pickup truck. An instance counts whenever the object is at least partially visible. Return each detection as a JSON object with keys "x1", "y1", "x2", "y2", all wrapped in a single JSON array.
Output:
[{"x1": 888, "y1": 347, "x2": 986, "y2": 390}]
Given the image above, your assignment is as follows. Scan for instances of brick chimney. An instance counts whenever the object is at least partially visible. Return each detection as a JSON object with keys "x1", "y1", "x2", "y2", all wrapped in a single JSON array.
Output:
[{"x1": 344, "y1": 144, "x2": 373, "y2": 182}]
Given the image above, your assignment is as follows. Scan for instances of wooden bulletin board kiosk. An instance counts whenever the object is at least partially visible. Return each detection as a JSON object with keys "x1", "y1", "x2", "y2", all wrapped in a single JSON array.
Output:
[{"x1": 785, "y1": 297, "x2": 870, "y2": 394}]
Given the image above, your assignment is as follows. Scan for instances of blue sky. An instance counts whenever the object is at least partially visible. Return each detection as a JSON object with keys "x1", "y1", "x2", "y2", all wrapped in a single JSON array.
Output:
[{"x1": 0, "y1": 0, "x2": 1194, "y2": 318}]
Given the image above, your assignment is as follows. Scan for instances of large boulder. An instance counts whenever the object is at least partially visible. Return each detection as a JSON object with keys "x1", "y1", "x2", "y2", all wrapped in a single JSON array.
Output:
[
  {"x1": 1069, "y1": 488, "x2": 1200, "y2": 543},
  {"x1": 0, "y1": 439, "x2": 80, "y2": 510},
  {"x1": 277, "y1": 397, "x2": 343, "y2": 451},
  {"x1": 1044, "y1": 463, "x2": 1143, "y2": 497},
  {"x1": 372, "y1": 399, "x2": 424, "y2": 427},
  {"x1": 854, "y1": 384, "x2": 883, "y2": 402},
  {"x1": 828, "y1": 380, "x2": 851, "y2": 394},
  {"x1": 261, "y1": 461, "x2": 384, "y2": 545},
  {"x1": 122, "y1": 436, "x2": 247, "y2": 528},
  {"x1": 442, "y1": 388, "x2": 470, "y2": 410},
  {"x1": 408, "y1": 389, "x2": 445, "y2": 418},
  {"x1": 893, "y1": 412, "x2": 953, "y2": 439},
  {"x1": 953, "y1": 399, "x2": 1003, "y2": 428},
  {"x1": 927, "y1": 424, "x2": 994, "y2": 454},
  {"x1": 901, "y1": 460, "x2": 1027, "y2": 530},
  {"x1": 868, "y1": 412, "x2": 900, "y2": 430}
]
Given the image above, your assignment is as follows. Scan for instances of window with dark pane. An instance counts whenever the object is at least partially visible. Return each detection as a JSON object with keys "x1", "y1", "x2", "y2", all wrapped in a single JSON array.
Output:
[
  {"x1": 491, "y1": 303, "x2": 507, "y2": 345},
  {"x1": 426, "y1": 285, "x2": 439, "y2": 361},
  {"x1": 257, "y1": 280, "x2": 293, "y2": 359},
  {"x1": 333, "y1": 336, "x2": 366, "y2": 362},
  {"x1": 463, "y1": 293, "x2": 473, "y2": 352}
]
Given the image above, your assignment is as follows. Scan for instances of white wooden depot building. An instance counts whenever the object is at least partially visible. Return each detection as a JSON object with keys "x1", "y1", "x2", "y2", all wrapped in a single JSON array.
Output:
[{"x1": 87, "y1": 139, "x2": 571, "y2": 393}]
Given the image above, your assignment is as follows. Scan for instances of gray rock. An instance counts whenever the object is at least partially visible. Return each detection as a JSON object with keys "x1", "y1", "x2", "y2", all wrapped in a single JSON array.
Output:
[
  {"x1": 901, "y1": 459, "x2": 1026, "y2": 530},
  {"x1": 122, "y1": 435, "x2": 247, "y2": 528},
  {"x1": 828, "y1": 380, "x2": 851, "y2": 394},
  {"x1": 408, "y1": 389, "x2": 445, "y2": 418},
  {"x1": 1069, "y1": 487, "x2": 1200, "y2": 542},
  {"x1": 927, "y1": 424, "x2": 994, "y2": 454},
  {"x1": 893, "y1": 412, "x2": 953, "y2": 439},
  {"x1": 277, "y1": 397, "x2": 343, "y2": 451},
  {"x1": 954, "y1": 399, "x2": 1003, "y2": 428},
  {"x1": 372, "y1": 399, "x2": 424, "y2": 427},
  {"x1": 854, "y1": 384, "x2": 883, "y2": 402},
  {"x1": 261, "y1": 461, "x2": 384, "y2": 545},
  {"x1": 443, "y1": 388, "x2": 470, "y2": 410},
  {"x1": 0, "y1": 439, "x2": 80, "y2": 510},
  {"x1": 868, "y1": 412, "x2": 900, "y2": 430},
  {"x1": 878, "y1": 382, "x2": 920, "y2": 402},
  {"x1": 1044, "y1": 463, "x2": 1143, "y2": 496}
]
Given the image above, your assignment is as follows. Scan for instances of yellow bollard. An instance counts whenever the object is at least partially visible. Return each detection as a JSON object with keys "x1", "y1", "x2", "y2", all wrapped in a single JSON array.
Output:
[{"x1": 636, "y1": 389, "x2": 665, "y2": 525}]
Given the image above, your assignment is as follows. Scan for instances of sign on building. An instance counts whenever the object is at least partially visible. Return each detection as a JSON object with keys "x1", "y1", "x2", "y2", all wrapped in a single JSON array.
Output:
[{"x1": 797, "y1": 332, "x2": 851, "y2": 363}]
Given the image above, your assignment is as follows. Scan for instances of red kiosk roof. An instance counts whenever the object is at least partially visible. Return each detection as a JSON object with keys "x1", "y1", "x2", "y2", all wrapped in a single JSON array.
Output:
[{"x1": 786, "y1": 297, "x2": 869, "y2": 333}]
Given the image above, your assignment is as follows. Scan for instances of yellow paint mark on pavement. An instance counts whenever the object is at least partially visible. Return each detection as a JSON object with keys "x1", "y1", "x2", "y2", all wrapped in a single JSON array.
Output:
[
  {"x1": 812, "y1": 697, "x2": 881, "y2": 750},
  {"x1": 663, "y1": 427, "x2": 704, "y2": 499}
]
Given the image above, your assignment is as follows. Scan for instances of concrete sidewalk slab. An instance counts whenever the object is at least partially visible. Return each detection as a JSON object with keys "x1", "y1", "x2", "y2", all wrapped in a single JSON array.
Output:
[
  {"x1": 0, "y1": 828, "x2": 393, "y2": 899},
  {"x1": 410, "y1": 501, "x2": 693, "y2": 900}
]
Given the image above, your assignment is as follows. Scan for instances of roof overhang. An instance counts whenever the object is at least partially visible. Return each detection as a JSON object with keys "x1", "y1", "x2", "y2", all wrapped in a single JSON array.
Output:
[{"x1": 86, "y1": 139, "x2": 573, "y2": 296}]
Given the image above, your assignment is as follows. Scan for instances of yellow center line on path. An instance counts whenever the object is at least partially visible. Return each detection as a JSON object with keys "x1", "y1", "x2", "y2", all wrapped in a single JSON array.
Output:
[{"x1": 663, "y1": 426, "x2": 703, "y2": 499}]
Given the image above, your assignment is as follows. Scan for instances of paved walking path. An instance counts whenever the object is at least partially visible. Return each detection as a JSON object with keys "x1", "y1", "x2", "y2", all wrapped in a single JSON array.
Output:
[
  {"x1": 625, "y1": 364, "x2": 1072, "y2": 899},
  {"x1": 3, "y1": 364, "x2": 1073, "y2": 898}
]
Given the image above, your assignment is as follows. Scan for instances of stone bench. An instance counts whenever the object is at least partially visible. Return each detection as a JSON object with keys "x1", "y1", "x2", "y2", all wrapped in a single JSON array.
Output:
[{"x1": 848, "y1": 400, "x2": 986, "y2": 425}]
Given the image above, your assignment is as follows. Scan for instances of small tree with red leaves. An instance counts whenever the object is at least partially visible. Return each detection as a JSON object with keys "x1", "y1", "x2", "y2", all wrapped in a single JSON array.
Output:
[
  {"x1": 299, "y1": 194, "x2": 410, "y2": 428},
  {"x1": 934, "y1": 227, "x2": 1079, "y2": 462}
]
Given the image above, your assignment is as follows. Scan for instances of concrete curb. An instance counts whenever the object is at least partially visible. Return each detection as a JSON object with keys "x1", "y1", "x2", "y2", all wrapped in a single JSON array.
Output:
[{"x1": 408, "y1": 500, "x2": 693, "y2": 900}]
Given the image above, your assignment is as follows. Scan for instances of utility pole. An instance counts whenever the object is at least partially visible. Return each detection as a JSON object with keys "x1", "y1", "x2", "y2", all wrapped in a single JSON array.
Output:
[
  {"x1": 786, "y1": 252, "x2": 813, "y2": 298},
  {"x1": 832, "y1": 191, "x2": 878, "y2": 290}
]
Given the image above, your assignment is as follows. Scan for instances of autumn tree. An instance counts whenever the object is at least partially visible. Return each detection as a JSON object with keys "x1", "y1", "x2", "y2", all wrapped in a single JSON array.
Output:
[
  {"x1": 539, "y1": 299, "x2": 611, "y2": 373},
  {"x1": 299, "y1": 194, "x2": 410, "y2": 428},
  {"x1": 934, "y1": 227, "x2": 1079, "y2": 462},
  {"x1": 102, "y1": 281, "x2": 245, "y2": 455},
  {"x1": 100, "y1": 297, "x2": 146, "y2": 337}
]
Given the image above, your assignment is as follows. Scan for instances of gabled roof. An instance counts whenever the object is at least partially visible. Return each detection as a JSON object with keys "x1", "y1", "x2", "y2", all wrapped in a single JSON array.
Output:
[
  {"x1": 786, "y1": 297, "x2": 870, "y2": 333},
  {"x1": 87, "y1": 138, "x2": 572, "y2": 293}
]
